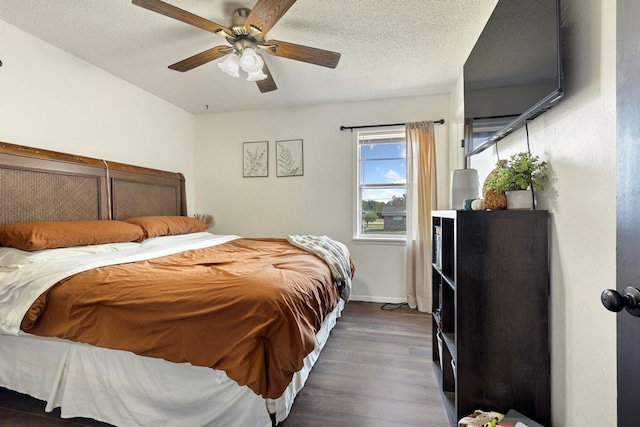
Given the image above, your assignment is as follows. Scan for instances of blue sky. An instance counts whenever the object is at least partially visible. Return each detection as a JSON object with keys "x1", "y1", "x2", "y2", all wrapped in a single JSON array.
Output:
[{"x1": 360, "y1": 141, "x2": 406, "y2": 204}]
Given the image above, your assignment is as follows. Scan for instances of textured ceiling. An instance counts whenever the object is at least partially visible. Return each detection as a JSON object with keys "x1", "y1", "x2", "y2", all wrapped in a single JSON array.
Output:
[{"x1": 0, "y1": 0, "x2": 498, "y2": 114}]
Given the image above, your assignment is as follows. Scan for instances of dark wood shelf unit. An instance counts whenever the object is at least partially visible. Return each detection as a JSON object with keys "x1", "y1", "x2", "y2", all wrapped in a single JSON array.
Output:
[{"x1": 431, "y1": 210, "x2": 550, "y2": 427}]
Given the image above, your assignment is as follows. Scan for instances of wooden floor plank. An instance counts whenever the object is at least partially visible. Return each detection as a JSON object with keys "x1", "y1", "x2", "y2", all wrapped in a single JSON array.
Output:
[
  {"x1": 284, "y1": 387, "x2": 442, "y2": 426},
  {"x1": 309, "y1": 355, "x2": 433, "y2": 387},
  {"x1": 279, "y1": 302, "x2": 448, "y2": 427}
]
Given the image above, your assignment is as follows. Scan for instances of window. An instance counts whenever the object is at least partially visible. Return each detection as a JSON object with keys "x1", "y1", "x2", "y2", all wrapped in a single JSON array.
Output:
[{"x1": 355, "y1": 127, "x2": 407, "y2": 240}]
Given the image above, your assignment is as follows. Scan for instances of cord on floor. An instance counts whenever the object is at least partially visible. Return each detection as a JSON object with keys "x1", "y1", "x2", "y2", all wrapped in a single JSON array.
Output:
[{"x1": 380, "y1": 302, "x2": 409, "y2": 311}]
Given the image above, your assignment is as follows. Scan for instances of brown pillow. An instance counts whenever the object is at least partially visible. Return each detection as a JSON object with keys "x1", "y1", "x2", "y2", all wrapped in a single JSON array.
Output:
[
  {"x1": 123, "y1": 216, "x2": 208, "y2": 239},
  {"x1": 0, "y1": 220, "x2": 145, "y2": 251}
]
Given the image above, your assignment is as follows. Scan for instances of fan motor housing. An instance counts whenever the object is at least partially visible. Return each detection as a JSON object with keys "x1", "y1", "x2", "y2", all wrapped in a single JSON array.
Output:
[{"x1": 231, "y1": 8, "x2": 251, "y2": 31}]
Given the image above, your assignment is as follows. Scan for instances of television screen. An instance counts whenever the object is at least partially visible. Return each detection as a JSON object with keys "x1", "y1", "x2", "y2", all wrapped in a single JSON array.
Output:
[{"x1": 463, "y1": 0, "x2": 564, "y2": 156}]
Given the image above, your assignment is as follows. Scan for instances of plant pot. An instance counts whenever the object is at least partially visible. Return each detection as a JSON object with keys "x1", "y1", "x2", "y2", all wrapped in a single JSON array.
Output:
[{"x1": 506, "y1": 190, "x2": 534, "y2": 210}]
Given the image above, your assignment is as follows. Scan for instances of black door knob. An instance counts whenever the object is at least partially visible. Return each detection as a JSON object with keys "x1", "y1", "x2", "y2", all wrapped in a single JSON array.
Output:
[{"x1": 601, "y1": 287, "x2": 640, "y2": 317}]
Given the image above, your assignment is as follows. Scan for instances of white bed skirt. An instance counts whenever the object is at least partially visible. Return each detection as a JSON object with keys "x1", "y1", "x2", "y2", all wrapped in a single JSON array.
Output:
[{"x1": 0, "y1": 299, "x2": 344, "y2": 426}]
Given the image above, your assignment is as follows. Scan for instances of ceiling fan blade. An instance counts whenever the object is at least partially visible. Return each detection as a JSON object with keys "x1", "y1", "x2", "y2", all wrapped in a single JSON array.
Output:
[
  {"x1": 168, "y1": 46, "x2": 232, "y2": 72},
  {"x1": 263, "y1": 40, "x2": 341, "y2": 68},
  {"x1": 132, "y1": 0, "x2": 232, "y2": 37},
  {"x1": 244, "y1": 0, "x2": 297, "y2": 36},
  {"x1": 256, "y1": 59, "x2": 278, "y2": 93}
]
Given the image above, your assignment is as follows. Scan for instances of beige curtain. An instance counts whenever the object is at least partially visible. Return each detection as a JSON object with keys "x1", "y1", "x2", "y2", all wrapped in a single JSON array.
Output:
[{"x1": 405, "y1": 121, "x2": 437, "y2": 312}]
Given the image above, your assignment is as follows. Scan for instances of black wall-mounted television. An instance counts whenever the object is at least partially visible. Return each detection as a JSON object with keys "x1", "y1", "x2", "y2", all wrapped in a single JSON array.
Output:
[{"x1": 463, "y1": 0, "x2": 564, "y2": 156}]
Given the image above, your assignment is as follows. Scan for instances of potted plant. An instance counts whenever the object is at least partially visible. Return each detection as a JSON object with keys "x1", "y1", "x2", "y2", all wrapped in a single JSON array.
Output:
[{"x1": 484, "y1": 152, "x2": 548, "y2": 209}]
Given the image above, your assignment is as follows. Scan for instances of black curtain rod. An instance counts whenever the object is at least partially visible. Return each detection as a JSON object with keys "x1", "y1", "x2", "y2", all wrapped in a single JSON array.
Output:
[{"x1": 340, "y1": 119, "x2": 445, "y2": 131}]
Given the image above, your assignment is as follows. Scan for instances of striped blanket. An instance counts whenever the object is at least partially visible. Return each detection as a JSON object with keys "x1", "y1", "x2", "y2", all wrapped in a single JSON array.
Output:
[{"x1": 287, "y1": 235, "x2": 353, "y2": 301}]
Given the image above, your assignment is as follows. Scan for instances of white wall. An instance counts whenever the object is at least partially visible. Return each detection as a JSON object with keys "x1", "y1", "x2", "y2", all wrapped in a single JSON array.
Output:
[
  {"x1": 465, "y1": 0, "x2": 616, "y2": 425},
  {"x1": 194, "y1": 95, "x2": 450, "y2": 302},
  {"x1": 0, "y1": 20, "x2": 196, "y2": 212}
]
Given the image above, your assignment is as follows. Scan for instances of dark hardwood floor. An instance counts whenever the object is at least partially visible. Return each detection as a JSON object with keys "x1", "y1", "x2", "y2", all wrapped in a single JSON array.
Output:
[{"x1": 0, "y1": 301, "x2": 447, "y2": 426}]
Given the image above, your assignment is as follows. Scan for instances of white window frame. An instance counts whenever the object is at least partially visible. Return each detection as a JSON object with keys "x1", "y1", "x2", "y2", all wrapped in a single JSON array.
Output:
[{"x1": 353, "y1": 127, "x2": 407, "y2": 244}]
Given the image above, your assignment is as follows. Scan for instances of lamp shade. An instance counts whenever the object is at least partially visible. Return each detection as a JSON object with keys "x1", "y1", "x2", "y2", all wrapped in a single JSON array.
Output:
[
  {"x1": 218, "y1": 54, "x2": 240, "y2": 77},
  {"x1": 239, "y1": 48, "x2": 263, "y2": 73},
  {"x1": 246, "y1": 69, "x2": 268, "y2": 81}
]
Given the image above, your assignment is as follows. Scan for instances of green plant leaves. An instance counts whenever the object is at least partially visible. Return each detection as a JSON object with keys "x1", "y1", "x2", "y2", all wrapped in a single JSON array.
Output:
[{"x1": 484, "y1": 152, "x2": 548, "y2": 193}]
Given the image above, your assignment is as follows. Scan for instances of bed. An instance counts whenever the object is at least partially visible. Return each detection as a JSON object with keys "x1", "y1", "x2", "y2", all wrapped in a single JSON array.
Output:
[{"x1": 0, "y1": 141, "x2": 353, "y2": 427}]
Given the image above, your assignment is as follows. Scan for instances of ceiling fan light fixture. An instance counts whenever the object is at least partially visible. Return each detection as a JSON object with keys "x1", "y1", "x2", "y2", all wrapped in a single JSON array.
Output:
[
  {"x1": 217, "y1": 54, "x2": 240, "y2": 77},
  {"x1": 133, "y1": 0, "x2": 342, "y2": 93},
  {"x1": 239, "y1": 48, "x2": 264, "y2": 73},
  {"x1": 246, "y1": 69, "x2": 268, "y2": 82}
]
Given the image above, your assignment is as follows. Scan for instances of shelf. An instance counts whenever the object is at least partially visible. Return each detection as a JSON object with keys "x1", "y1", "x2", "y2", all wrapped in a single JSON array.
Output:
[
  {"x1": 441, "y1": 331, "x2": 456, "y2": 361},
  {"x1": 432, "y1": 265, "x2": 455, "y2": 290},
  {"x1": 430, "y1": 210, "x2": 550, "y2": 426},
  {"x1": 441, "y1": 273, "x2": 455, "y2": 290}
]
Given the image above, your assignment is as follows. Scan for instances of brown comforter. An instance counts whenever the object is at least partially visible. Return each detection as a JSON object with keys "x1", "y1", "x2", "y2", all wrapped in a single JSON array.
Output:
[{"x1": 20, "y1": 238, "x2": 348, "y2": 399}]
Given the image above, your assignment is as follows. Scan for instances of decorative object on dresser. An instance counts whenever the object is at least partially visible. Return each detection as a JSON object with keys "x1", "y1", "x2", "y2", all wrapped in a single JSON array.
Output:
[
  {"x1": 481, "y1": 160, "x2": 507, "y2": 210},
  {"x1": 431, "y1": 210, "x2": 550, "y2": 427},
  {"x1": 483, "y1": 152, "x2": 548, "y2": 210},
  {"x1": 450, "y1": 169, "x2": 480, "y2": 209}
]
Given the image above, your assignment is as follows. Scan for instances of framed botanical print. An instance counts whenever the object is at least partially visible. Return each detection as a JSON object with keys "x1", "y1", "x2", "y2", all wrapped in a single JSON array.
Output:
[
  {"x1": 243, "y1": 141, "x2": 268, "y2": 177},
  {"x1": 276, "y1": 139, "x2": 303, "y2": 177}
]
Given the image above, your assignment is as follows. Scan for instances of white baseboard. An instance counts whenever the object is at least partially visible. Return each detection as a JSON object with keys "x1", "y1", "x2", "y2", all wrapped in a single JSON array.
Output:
[{"x1": 348, "y1": 295, "x2": 407, "y2": 304}]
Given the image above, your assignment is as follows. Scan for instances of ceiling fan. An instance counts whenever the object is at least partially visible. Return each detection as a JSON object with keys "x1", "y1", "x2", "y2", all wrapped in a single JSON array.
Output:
[{"x1": 131, "y1": 0, "x2": 341, "y2": 93}]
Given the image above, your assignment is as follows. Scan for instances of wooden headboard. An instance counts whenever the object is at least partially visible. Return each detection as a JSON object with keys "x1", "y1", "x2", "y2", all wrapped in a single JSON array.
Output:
[{"x1": 0, "y1": 141, "x2": 187, "y2": 226}]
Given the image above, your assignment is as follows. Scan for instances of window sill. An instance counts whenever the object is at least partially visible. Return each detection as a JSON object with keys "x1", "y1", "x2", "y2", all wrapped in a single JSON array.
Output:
[{"x1": 352, "y1": 236, "x2": 406, "y2": 246}]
